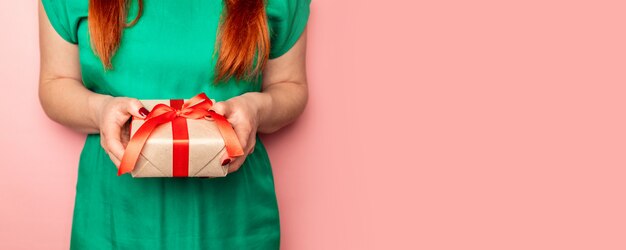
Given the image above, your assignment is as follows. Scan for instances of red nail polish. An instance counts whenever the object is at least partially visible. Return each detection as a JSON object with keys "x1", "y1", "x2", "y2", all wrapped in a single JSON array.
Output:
[
  {"x1": 139, "y1": 107, "x2": 149, "y2": 117},
  {"x1": 221, "y1": 159, "x2": 231, "y2": 166}
]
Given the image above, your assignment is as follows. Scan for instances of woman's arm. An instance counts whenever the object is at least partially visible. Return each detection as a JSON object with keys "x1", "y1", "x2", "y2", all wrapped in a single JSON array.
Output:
[
  {"x1": 255, "y1": 28, "x2": 309, "y2": 134},
  {"x1": 211, "y1": 28, "x2": 308, "y2": 171},
  {"x1": 212, "y1": 29, "x2": 308, "y2": 133},
  {"x1": 38, "y1": 0, "x2": 145, "y2": 167},
  {"x1": 38, "y1": 0, "x2": 105, "y2": 134}
]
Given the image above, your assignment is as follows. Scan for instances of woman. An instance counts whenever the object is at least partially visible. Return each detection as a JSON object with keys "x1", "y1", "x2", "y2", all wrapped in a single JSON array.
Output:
[{"x1": 38, "y1": 0, "x2": 309, "y2": 248}]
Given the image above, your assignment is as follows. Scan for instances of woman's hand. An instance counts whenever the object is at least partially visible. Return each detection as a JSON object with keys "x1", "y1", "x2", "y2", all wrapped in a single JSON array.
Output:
[
  {"x1": 210, "y1": 92, "x2": 271, "y2": 173},
  {"x1": 92, "y1": 96, "x2": 148, "y2": 168}
]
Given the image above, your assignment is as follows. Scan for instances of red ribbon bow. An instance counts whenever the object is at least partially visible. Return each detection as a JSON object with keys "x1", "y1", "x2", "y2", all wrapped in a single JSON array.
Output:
[{"x1": 118, "y1": 93, "x2": 244, "y2": 176}]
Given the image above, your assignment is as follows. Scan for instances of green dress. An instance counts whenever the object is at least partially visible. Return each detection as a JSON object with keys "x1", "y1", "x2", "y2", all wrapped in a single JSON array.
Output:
[{"x1": 41, "y1": 0, "x2": 309, "y2": 248}]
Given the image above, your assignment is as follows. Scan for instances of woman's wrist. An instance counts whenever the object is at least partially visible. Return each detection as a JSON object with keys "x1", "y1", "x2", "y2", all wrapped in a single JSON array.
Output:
[
  {"x1": 241, "y1": 92, "x2": 273, "y2": 129},
  {"x1": 87, "y1": 93, "x2": 113, "y2": 129}
]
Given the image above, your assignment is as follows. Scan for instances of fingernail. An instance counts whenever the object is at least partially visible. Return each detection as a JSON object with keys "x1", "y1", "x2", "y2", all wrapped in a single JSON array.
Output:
[
  {"x1": 139, "y1": 107, "x2": 149, "y2": 117},
  {"x1": 221, "y1": 158, "x2": 231, "y2": 166}
]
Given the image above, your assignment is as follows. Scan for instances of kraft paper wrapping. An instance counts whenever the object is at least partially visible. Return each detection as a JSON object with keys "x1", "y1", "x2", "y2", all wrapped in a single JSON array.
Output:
[{"x1": 129, "y1": 99, "x2": 230, "y2": 177}]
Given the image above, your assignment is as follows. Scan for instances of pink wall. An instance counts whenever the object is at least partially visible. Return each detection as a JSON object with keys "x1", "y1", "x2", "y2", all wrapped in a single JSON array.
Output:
[{"x1": 2, "y1": 0, "x2": 626, "y2": 249}]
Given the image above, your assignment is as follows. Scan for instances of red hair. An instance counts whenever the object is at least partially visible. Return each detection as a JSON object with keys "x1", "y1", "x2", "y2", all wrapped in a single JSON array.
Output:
[{"x1": 87, "y1": 0, "x2": 269, "y2": 83}]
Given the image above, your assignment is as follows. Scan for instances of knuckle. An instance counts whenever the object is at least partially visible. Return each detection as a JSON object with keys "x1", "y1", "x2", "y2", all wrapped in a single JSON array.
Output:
[
  {"x1": 212, "y1": 103, "x2": 226, "y2": 113},
  {"x1": 240, "y1": 126, "x2": 252, "y2": 134},
  {"x1": 129, "y1": 99, "x2": 142, "y2": 109},
  {"x1": 100, "y1": 134, "x2": 107, "y2": 145},
  {"x1": 101, "y1": 131, "x2": 111, "y2": 140},
  {"x1": 111, "y1": 98, "x2": 124, "y2": 108},
  {"x1": 104, "y1": 138, "x2": 117, "y2": 148},
  {"x1": 229, "y1": 165, "x2": 240, "y2": 173},
  {"x1": 118, "y1": 98, "x2": 133, "y2": 110}
]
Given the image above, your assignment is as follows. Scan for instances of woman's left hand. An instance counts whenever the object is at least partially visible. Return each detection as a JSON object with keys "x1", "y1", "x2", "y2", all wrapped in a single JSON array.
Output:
[{"x1": 210, "y1": 92, "x2": 267, "y2": 173}]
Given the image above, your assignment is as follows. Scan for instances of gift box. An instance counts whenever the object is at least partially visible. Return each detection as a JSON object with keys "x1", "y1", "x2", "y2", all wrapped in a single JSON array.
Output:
[{"x1": 118, "y1": 93, "x2": 244, "y2": 178}]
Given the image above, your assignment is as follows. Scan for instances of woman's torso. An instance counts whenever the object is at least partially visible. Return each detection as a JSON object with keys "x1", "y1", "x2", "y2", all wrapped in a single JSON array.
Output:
[{"x1": 41, "y1": 0, "x2": 310, "y2": 247}]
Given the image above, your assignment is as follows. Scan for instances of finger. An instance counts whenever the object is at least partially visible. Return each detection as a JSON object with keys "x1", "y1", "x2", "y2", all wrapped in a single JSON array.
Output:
[
  {"x1": 106, "y1": 136, "x2": 124, "y2": 163},
  {"x1": 106, "y1": 150, "x2": 121, "y2": 167},
  {"x1": 219, "y1": 153, "x2": 233, "y2": 167},
  {"x1": 219, "y1": 131, "x2": 247, "y2": 167},
  {"x1": 100, "y1": 132, "x2": 121, "y2": 167},
  {"x1": 210, "y1": 101, "x2": 231, "y2": 117},
  {"x1": 227, "y1": 156, "x2": 246, "y2": 173},
  {"x1": 107, "y1": 138, "x2": 125, "y2": 167},
  {"x1": 232, "y1": 124, "x2": 250, "y2": 150},
  {"x1": 220, "y1": 125, "x2": 249, "y2": 165},
  {"x1": 249, "y1": 134, "x2": 256, "y2": 154},
  {"x1": 221, "y1": 129, "x2": 250, "y2": 169},
  {"x1": 126, "y1": 98, "x2": 148, "y2": 118},
  {"x1": 102, "y1": 123, "x2": 126, "y2": 163},
  {"x1": 245, "y1": 132, "x2": 256, "y2": 155},
  {"x1": 100, "y1": 132, "x2": 107, "y2": 150},
  {"x1": 101, "y1": 132, "x2": 121, "y2": 167}
]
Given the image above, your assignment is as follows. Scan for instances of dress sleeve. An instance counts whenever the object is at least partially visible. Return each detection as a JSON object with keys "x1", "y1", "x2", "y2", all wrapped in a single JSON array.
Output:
[
  {"x1": 40, "y1": 0, "x2": 79, "y2": 44},
  {"x1": 267, "y1": 0, "x2": 311, "y2": 59}
]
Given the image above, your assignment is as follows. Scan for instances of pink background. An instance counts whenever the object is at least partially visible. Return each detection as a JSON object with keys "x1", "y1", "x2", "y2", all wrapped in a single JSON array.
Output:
[{"x1": 2, "y1": 0, "x2": 626, "y2": 249}]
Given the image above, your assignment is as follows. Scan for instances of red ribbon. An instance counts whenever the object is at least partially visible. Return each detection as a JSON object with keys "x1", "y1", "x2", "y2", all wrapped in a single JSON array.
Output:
[{"x1": 118, "y1": 93, "x2": 244, "y2": 176}]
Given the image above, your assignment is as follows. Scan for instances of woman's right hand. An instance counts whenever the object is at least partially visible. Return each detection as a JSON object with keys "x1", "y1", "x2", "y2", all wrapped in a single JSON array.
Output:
[{"x1": 92, "y1": 95, "x2": 148, "y2": 168}]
